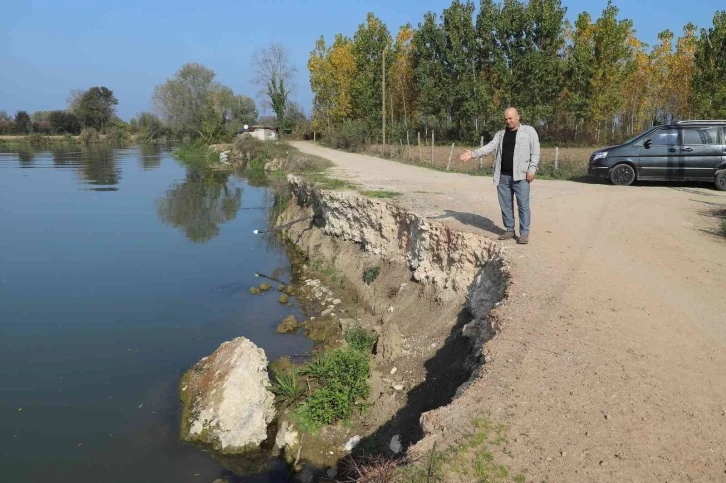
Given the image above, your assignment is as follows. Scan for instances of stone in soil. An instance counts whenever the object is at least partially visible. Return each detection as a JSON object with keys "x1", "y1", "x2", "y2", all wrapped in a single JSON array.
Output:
[{"x1": 376, "y1": 323, "x2": 402, "y2": 362}]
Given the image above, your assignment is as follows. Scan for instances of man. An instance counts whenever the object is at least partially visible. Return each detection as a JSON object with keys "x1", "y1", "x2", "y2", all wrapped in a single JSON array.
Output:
[{"x1": 459, "y1": 107, "x2": 540, "y2": 244}]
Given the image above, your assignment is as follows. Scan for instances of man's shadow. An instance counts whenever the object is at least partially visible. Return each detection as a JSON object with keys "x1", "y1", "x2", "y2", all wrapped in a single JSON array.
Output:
[{"x1": 428, "y1": 210, "x2": 504, "y2": 236}]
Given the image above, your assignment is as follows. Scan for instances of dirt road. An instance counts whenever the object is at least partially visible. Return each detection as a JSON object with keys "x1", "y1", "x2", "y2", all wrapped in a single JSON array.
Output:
[{"x1": 292, "y1": 141, "x2": 726, "y2": 482}]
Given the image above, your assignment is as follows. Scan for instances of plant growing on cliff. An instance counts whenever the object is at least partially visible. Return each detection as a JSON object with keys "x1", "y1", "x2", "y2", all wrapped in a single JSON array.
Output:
[
  {"x1": 295, "y1": 348, "x2": 370, "y2": 431},
  {"x1": 268, "y1": 366, "x2": 304, "y2": 408},
  {"x1": 363, "y1": 266, "x2": 380, "y2": 285},
  {"x1": 345, "y1": 326, "x2": 377, "y2": 353}
]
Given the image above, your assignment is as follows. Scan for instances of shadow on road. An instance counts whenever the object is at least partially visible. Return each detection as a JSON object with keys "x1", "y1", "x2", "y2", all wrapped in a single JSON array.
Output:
[{"x1": 428, "y1": 210, "x2": 504, "y2": 236}]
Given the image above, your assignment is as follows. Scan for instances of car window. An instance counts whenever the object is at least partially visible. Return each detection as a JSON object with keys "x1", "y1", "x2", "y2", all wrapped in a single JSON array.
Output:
[
  {"x1": 649, "y1": 129, "x2": 679, "y2": 146},
  {"x1": 681, "y1": 127, "x2": 720, "y2": 145}
]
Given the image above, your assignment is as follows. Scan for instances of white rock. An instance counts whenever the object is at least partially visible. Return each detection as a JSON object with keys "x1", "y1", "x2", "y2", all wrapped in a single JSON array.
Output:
[
  {"x1": 389, "y1": 434, "x2": 402, "y2": 454},
  {"x1": 387, "y1": 306, "x2": 394, "y2": 313},
  {"x1": 392, "y1": 384, "x2": 404, "y2": 391},
  {"x1": 390, "y1": 367, "x2": 398, "y2": 375},
  {"x1": 182, "y1": 337, "x2": 275, "y2": 453},
  {"x1": 321, "y1": 308, "x2": 333, "y2": 317},
  {"x1": 344, "y1": 435, "x2": 361, "y2": 452},
  {"x1": 332, "y1": 299, "x2": 341, "y2": 305}
]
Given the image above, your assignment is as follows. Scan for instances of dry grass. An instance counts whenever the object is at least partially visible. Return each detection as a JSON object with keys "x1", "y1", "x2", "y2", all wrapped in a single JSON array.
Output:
[{"x1": 364, "y1": 143, "x2": 595, "y2": 180}]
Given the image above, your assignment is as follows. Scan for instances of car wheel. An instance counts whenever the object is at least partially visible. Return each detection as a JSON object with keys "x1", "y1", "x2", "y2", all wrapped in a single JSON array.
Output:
[
  {"x1": 715, "y1": 170, "x2": 726, "y2": 191},
  {"x1": 609, "y1": 164, "x2": 636, "y2": 186}
]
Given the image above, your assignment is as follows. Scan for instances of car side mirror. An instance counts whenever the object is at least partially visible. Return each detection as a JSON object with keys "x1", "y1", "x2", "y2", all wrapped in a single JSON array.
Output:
[{"x1": 644, "y1": 139, "x2": 652, "y2": 149}]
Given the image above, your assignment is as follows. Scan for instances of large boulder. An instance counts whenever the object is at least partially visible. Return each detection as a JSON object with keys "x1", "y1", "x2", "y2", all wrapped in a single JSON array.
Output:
[{"x1": 180, "y1": 337, "x2": 275, "y2": 454}]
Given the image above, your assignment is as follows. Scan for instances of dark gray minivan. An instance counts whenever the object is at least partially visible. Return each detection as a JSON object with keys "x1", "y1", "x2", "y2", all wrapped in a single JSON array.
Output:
[{"x1": 588, "y1": 120, "x2": 726, "y2": 190}]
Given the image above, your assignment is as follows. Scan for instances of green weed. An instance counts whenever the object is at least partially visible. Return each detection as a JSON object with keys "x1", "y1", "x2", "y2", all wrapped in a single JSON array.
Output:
[
  {"x1": 268, "y1": 366, "x2": 304, "y2": 408},
  {"x1": 344, "y1": 326, "x2": 377, "y2": 353},
  {"x1": 362, "y1": 266, "x2": 380, "y2": 285},
  {"x1": 295, "y1": 348, "x2": 370, "y2": 431},
  {"x1": 361, "y1": 190, "x2": 401, "y2": 199}
]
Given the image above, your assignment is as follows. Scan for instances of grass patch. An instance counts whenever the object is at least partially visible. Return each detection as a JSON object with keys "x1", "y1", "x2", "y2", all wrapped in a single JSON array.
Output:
[
  {"x1": 268, "y1": 366, "x2": 304, "y2": 408},
  {"x1": 361, "y1": 190, "x2": 401, "y2": 199},
  {"x1": 174, "y1": 141, "x2": 218, "y2": 167},
  {"x1": 390, "y1": 417, "x2": 521, "y2": 483},
  {"x1": 721, "y1": 219, "x2": 726, "y2": 237},
  {"x1": 303, "y1": 170, "x2": 357, "y2": 190},
  {"x1": 294, "y1": 348, "x2": 370, "y2": 433},
  {"x1": 344, "y1": 326, "x2": 377, "y2": 353},
  {"x1": 362, "y1": 266, "x2": 380, "y2": 285}
]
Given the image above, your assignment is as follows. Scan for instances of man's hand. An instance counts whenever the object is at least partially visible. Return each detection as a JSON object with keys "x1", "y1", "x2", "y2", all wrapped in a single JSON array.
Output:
[
  {"x1": 459, "y1": 150, "x2": 473, "y2": 162},
  {"x1": 526, "y1": 171, "x2": 535, "y2": 183}
]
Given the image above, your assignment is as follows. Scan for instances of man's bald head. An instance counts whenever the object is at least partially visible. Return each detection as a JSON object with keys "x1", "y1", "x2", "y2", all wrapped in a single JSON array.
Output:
[{"x1": 504, "y1": 107, "x2": 520, "y2": 130}]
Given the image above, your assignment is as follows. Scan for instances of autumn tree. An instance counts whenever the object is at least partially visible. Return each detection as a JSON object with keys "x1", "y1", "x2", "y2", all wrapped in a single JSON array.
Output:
[
  {"x1": 391, "y1": 24, "x2": 416, "y2": 126},
  {"x1": 692, "y1": 11, "x2": 726, "y2": 118}
]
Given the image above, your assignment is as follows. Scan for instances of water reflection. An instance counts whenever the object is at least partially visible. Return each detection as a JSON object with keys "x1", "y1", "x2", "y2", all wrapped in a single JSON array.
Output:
[
  {"x1": 79, "y1": 146, "x2": 121, "y2": 189},
  {"x1": 51, "y1": 146, "x2": 81, "y2": 167},
  {"x1": 18, "y1": 149, "x2": 34, "y2": 167},
  {"x1": 156, "y1": 169, "x2": 243, "y2": 243},
  {"x1": 139, "y1": 144, "x2": 163, "y2": 171}
]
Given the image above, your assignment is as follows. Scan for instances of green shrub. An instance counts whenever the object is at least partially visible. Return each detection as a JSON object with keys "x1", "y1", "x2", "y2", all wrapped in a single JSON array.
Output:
[
  {"x1": 296, "y1": 348, "x2": 370, "y2": 431},
  {"x1": 25, "y1": 133, "x2": 51, "y2": 146},
  {"x1": 363, "y1": 266, "x2": 380, "y2": 285},
  {"x1": 268, "y1": 366, "x2": 304, "y2": 408},
  {"x1": 345, "y1": 326, "x2": 377, "y2": 353},
  {"x1": 79, "y1": 127, "x2": 99, "y2": 145},
  {"x1": 104, "y1": 126, "x2": 129, "y2": 145}
]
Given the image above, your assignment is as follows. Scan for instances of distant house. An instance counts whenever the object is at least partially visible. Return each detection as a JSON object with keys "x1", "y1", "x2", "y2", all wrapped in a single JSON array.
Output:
[{"x1": 236, "y1": 125, "x2": 278, "y2": 141}]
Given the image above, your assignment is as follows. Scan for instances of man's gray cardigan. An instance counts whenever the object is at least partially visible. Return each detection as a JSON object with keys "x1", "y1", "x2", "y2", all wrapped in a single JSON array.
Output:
[{"x1": 471, "y1": 124, "x2": 541, "y2": 185}]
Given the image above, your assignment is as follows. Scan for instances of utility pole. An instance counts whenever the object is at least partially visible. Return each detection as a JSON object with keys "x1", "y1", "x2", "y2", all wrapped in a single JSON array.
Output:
[{"x1": 382, "y1": 46, "x2": 387, "y2": 155}]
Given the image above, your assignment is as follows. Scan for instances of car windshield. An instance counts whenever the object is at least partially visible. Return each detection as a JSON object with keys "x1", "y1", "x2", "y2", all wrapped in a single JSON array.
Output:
[{"x1": 623, "y1": 127, "x2": 657, "y2": 145}]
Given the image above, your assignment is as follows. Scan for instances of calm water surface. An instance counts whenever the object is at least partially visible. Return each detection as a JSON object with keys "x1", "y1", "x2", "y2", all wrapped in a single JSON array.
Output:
[{"x1": 0, "y1": 145, "x2": 311, "y2": 482}]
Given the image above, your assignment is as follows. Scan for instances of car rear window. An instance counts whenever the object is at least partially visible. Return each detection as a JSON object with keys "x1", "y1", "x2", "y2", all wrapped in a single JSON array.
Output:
[{"x1": 682, "y1": 127, "x2": 720, "y2": 145}]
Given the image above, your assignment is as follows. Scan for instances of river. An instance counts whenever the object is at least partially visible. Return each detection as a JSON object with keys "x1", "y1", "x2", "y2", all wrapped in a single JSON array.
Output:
[{"x1": 0, "y1": 144, "x2": 310, "y2": 482}]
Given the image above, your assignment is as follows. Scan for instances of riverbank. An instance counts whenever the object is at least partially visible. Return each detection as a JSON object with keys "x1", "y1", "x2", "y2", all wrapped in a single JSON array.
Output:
[
  {"x1": 287, "y1": 141, "x2": 726, "y2": 482},
  {"x1": 269, "y1": 176, "x2": 512, "y2": 479}
]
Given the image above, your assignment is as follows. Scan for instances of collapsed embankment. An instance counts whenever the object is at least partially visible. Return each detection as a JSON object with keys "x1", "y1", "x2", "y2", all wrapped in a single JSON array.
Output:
[{"x1": 277, "y1": 175, "x2": 511, "y2": 463}]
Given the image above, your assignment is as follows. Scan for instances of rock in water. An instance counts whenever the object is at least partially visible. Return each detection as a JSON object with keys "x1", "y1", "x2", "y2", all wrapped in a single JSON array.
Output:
[
  {"x1": 181, "y1": 337, "x2": 275, "y2": 454},
  {"x1": 249, "y1": 287, "x2": 260, "y2": 295},
  {"x1": 278, "y1": 293, "x2": 289, "y2": 305},
  {"x1": 259, "y1": 282, "x2": 272, "y2": 292},
  {"x1": 277, "y1": 315, "x2": 298, "y2": 334}
]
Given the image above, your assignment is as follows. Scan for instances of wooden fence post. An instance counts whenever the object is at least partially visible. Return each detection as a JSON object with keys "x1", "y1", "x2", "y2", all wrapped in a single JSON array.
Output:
[
  {"x1": 555, "y1": 146, "x2": 559, "y2": 170},
  {"x1": 431, "y1": 131, "x2": 435, "y2": 166},
  {"x1": 446, "y1": 143, "x2": 455, "y2": 171},
  {"x1": 418, "y1": 131, "x2": 421, "y2": 162},
  {"x1": 399, "y1": 139, "x2": 403, "y2": 157},
  {"x1": 478, "y1": 136, "x2": 484, "y2": 169},
  {"x1": 406, "y1": 131, "x2": 410, "y2": 159}
]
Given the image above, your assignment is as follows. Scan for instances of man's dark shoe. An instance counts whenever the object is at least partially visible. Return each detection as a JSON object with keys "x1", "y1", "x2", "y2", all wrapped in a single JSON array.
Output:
[
  {"x1": 517, "y1": 235, "x2": 529, "y2": 244},
  {"x1": 498, "y1": 231, "x2": 515, "y2": 241}
]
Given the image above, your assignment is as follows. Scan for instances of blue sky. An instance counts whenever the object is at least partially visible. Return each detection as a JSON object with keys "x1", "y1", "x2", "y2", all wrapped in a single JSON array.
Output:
[{"x1": 0, "y1": 0, "x2": 722, "y2": 121}]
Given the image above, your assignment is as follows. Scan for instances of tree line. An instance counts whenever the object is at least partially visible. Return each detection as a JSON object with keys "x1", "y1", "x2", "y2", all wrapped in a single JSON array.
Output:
[
  {"x1": 308, "y1": 0, "x2": 726, "y2": 146},
  {"x1": 1, "y1": 43, "x2": 306, "y2": 143}
]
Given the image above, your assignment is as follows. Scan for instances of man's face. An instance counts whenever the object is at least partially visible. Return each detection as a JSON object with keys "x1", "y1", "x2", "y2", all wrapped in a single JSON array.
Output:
[{"x1": 504, "y1": 110, "x2": 520, "y2": 130}]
